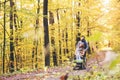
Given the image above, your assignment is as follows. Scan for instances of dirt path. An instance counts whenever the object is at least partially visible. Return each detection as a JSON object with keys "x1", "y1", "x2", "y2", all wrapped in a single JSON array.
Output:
[
  {"x1": 0, "y1": 60, "x2": 94, "y2": 80},
  {"x1": 0, "y1": 49, "x2": 117, "y2": 80}
]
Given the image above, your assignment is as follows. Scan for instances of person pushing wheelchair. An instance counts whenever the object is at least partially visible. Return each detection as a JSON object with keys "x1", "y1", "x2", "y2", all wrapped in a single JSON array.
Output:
[{"x1": 75, "y1": 35, "x2": 89, "y2": 69}]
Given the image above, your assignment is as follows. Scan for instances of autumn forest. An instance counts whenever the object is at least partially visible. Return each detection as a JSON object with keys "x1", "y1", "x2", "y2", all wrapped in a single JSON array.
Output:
[{"x1": 0, "y1": 0, "x2": 120, "y2": 80}]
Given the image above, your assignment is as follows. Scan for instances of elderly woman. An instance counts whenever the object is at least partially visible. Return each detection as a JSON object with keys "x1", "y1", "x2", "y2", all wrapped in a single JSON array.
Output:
[{"x1": 75, "y1": 41, "x2": 85, "y2": 61}]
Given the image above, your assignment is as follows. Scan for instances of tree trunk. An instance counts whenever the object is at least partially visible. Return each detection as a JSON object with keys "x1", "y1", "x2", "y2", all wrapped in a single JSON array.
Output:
[
  {"x1": 32, "y1": 0, "x2": 40, "y2": 69},
  {"x1": 3, "y1": 0, "x2": 6, "y2": 74},
  {"x1": 56, "y1": 9, "x2": 60, "y2": 65},
  {"x1": 43, "y1": 0, "x2": 50, "y2": 66},
  {"x1": 49, "y1": 11, "x2": 54, "y2": 25},
  {"x1": 76, "y1": 11, "x2": 80, "y2": 27},
  {"x1": 35, "y1": 0, "x2": 40, "y2": 68},
  {"x1": 13, "y1": 2, "x2": 20, "y2": 70},
  {"x1": 9, "y1": 0, "x2": 14, "y2": 73}
]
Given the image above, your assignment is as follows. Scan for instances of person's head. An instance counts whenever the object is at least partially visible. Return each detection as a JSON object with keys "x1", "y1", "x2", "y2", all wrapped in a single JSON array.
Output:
[
  {"x1": 81, "y1": 35, "x2": 85, "y2": 41},
  {"x1": 79, "y1": 42, "x2": 84, "y2": 48}
]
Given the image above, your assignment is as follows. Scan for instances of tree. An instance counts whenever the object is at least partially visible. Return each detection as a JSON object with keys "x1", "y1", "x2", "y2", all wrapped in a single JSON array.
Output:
[
  {"x1": 32, "y1": 0, "x2": 40, "y2": 69},
  {"x1": 3, "y1": 0, "x2": 6, "y2": 74},
  {"x1": 43, "y1": 0, "x2": 50, "y2": 66},
  {"x1": 9, "y1": 0, "x2": 15, "y2": 72}
]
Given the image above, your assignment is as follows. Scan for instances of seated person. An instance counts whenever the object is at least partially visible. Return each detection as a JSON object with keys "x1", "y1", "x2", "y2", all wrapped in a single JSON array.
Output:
[
  {"x1": 79, "y1": 48, "x2": 85, "y2": 57},
  {"x1": 75, "y1": 41, "x2": 85, "y2": 61}
]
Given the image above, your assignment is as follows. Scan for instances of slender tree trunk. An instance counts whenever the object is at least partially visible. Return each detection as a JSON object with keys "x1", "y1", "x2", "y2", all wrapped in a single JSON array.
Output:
[
  {"x1": 49, "y1": 11, "x2": 54, "y2": 25},
  {"x1": 3, "y1": 0, "x2": 6, "y2": 74},
  {"x1": 76, "y1": 11, "x2": 81, "y2": 44},
  {"x1": 14, "y1": 3, "x2": 19, "y2": 70},
  {"x1": 14, "y1": 7, "x2": 18, "y2": 31},
  {"x1": 35, "y1": 0, "x2": 40, "y2": 68},
  {"x1": 56, "y1": 9, "x2": 60, "y2": 65},
  {"x1": 9, "y1": 0, "x2": 14, "y2": 72},
  {"x1": 43, "y1": 0, "x2": 50, "y2": 66},
  {"x1": 76, "y1": 11, "x2": 80, "y2": 27},
  {"x1": 32, "y1": 48, "x2": 35, "y2": 69}
]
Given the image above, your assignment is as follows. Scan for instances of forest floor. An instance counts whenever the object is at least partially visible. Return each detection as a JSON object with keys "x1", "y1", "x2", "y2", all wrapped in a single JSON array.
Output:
[{"x1": 0, "y1": 48, "x2": 118, "y2": 80}]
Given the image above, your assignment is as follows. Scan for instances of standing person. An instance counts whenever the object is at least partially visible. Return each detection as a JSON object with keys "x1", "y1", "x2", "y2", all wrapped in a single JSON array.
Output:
[{"x1": 77, "y1": 35, "x2": 89, "y2": 57}]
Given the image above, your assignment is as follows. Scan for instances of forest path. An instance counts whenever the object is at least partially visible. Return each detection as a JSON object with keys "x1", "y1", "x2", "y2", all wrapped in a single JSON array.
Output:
[{"x1": 0, "y1": 48, "x2": 117, "y2": 80}]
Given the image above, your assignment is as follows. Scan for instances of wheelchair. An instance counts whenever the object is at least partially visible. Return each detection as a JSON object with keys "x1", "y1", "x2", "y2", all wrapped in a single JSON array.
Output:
[{"x1": 73, "y1": 55, "x2": 86, "y2": 70}]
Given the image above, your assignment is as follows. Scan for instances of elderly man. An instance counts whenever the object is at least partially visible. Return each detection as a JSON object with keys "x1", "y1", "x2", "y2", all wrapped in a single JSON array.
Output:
[{"x1": 76, "y1": 36, "x2": 89, "y2": 57}]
